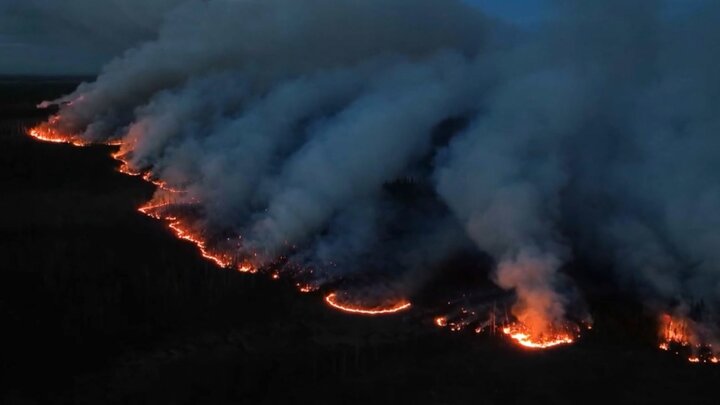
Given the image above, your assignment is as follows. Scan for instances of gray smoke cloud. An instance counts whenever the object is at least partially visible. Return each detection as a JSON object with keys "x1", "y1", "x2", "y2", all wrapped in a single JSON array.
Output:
[{"x1": 34, "y1": 0, "x2": 720, "y2": 342}]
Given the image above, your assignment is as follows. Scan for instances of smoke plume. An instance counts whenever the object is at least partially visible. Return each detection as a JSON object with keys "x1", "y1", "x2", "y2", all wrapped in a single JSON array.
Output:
[{"x1": 34, "y1": 0, "x2": 720, "y2": 346}]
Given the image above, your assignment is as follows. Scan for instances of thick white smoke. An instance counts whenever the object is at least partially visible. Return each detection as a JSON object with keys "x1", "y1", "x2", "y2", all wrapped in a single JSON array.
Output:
[{"x1": 35, "y1": 0, "x2": 720, "y2": 342}]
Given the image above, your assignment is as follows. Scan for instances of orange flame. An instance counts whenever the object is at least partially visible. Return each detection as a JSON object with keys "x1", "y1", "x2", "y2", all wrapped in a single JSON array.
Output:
[
  {"x1": 23, "y1": 115, "x2": 598, "y2": 341},
  {"x1": 658, "y1": 313, "x2": 719, "y2": 364},
  {"x1": 166, "y1": 219, "x2": 232, "y2": 268},
  {"x1": 324, "y1": 293, "x2": 411, "y2": 316},
  {"x1": 27, "y1": 118, "x2": 88, "y2": 147},
  {"x1": 27, "y1": 116, "x2": 120, "y2": 148},
  {"x1": 432, "y1": 306, "x2": 583, "y2": 349},
  {"x1": 501, "y1": 322, "x2": 576, "y2": 349},
  {"x1": 237, "y1": 262, "x2": 258, "y2": 274}
]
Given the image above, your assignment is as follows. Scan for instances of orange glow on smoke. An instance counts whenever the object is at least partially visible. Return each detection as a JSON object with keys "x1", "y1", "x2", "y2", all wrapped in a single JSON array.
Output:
[
  {"x1": 324, "y1": 293, "x2": 411, "y2": 316},
  {"x1": 658, "y1": 313, "x2": 719, "y2": 364},
  {"x1": 112, "y1": 149, "x2": 143, "y2": 176},
  {"x1": 501, "y1": 322, "x2": 576, "y2": 349},
  {"x1": 433, "y1": 307, "x2": 584, "y2": 349},
  {"x1": 659, "y1": 313, "x2": 692, "y2": 347}
]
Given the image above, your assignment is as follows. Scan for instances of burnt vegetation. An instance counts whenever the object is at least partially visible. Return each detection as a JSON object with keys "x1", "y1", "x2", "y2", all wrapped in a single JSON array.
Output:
[{"x1": 1, "y1": 77, "x2": 719, "y2": 404}]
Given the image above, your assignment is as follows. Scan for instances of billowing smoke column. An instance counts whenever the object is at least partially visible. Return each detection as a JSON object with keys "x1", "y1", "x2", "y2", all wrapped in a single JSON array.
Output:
[{"x1": 31, "y1": 0, "x2": 720, "y2": 353}]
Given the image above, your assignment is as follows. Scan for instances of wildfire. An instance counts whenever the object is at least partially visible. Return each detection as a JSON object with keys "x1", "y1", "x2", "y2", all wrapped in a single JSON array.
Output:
[
  {"x1": 432, "y1": 303, "x2": 584, "y2": 349},
  {"x1": 238, "y1": 262, "x2": 258, "y2": 274},
  {"x1": 167, "y1": 219, "x2": 232, "y2": 268},
  {"x1": 28, "y1": 115, "x2": 421, "y2": 320},
  {"x1": 36, "y1": 113, "x2": 710, "y2": 359},
  {"x1": 436, "y1": 314, "x2": 473, "y2": 332},
  {"x1": 138, "y1": 196, "x2": 233, "y2": 269},
  {"x1": 138, "y1": 201, "x2": 174, "y2": 219},
  {"x1": 142, "y1": 172, "x2": 185, "y2": 193},
  {"x1": 112, "y1": 149, "x2": 143, "y2": 176},
  {"x1": 501, "y1": 322, "x2": 576, "y2": 349},
  {"x1": 324, "y1": 293, "x2": 411, "y2": 316},
  {"x1": 659, "y1": 313, "x2": 692, "y2": 347},
  {"x1": 27, "y1": 118, "x2": 88, "y2": 147},
  {"x1": 296, "y1": 283, "x2": 318, "y2": 293},
  {"x1": 111, "y1": 149, "x2": 185, "y2": 194},
  {"x1": 658, "y1": 313, "x2": 719, "y2": 364},
  {"x1": 28, "y1": 117, "x2": 232, "y2": 271}
]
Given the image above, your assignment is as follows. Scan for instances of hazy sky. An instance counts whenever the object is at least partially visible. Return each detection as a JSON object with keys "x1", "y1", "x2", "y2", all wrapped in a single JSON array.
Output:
[
  {"x1": 0, "y1": 0, "x2": 182, "y2": 75},
  {"x1": 0, "y1": 0, "x2": 706, "y2": 75},
  {"x1": 466, "y1": 0, "x2": 547, "y2": 23}
]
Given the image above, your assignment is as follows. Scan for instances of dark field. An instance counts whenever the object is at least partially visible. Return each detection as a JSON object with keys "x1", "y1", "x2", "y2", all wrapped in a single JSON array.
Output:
[{"x1": 1, "y1": 78, "x2": 718, "y2": 405}]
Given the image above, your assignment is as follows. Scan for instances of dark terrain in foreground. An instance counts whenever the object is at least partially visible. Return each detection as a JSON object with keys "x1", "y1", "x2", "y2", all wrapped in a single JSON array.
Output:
[{"x1": 1, "y1": 78, "x2": 719, "y2": 404}]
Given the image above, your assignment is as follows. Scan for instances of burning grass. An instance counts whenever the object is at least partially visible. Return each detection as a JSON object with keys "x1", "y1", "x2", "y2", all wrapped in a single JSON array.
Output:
[
  {"x1": 659, "y1": 313, "x2": 720, "y2": 364},
  {"x1": 27, "y1": 116, "x2": 88, "y2": 147},
  {"x1": 324, "y1": 292, "x2": 412, "y2": 316},
  {"x1": 501, "y1": 322, "x2": 578, "y2": 349},
  {"x1": 23, "y1": 120, "x2": 718, "y2": 359},
  {"x1": 433, "y1": 306, "x2": 586, "y2": 350}
]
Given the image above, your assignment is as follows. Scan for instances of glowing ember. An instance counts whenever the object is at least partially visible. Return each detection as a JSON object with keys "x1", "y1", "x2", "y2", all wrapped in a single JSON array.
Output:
[
  {"x1": 238, "y1": 262, "x2": 257, "y2": 274},
  {"x1": 434, "y1": 315, "x2": 463, "y2": 331},
  {"x1": 501, "y1": 322, "x2": 576, "y2": 349},
  {"x1": 324, "y1": 293, "x2": 411, "y2": 316},
  {"x1": 296, "y1": 283, "x2": 318, "y2": 293}
]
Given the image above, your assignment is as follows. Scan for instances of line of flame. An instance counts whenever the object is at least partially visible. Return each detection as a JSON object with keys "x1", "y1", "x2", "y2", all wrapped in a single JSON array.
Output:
[
  {"x1": 501, "y1": 325, "x2": 575, "y2": 349},
  {"x1": 324, "y1": 293, "x2": 411, "y2": 316}
]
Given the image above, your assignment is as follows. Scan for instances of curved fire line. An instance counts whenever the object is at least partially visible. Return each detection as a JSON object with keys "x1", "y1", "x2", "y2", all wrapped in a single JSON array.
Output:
[{"x1": 324, "y1": 293, "x2": 412, "y2": 316}]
